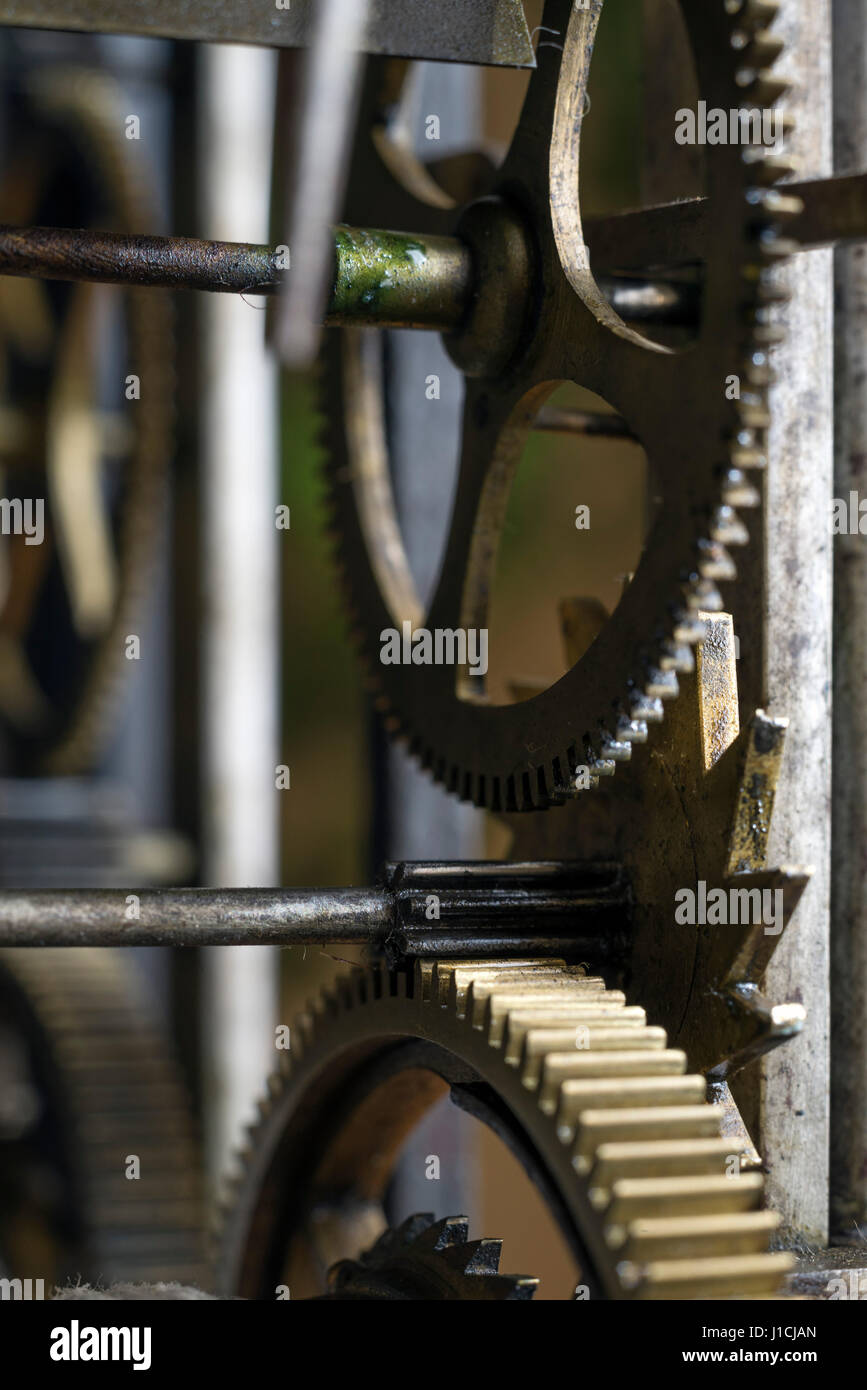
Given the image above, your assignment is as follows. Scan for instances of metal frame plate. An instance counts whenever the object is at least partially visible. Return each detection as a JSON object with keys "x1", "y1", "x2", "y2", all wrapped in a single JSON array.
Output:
[{"x1": 0, "y1": 0, "x2": 536, "y2": 66}]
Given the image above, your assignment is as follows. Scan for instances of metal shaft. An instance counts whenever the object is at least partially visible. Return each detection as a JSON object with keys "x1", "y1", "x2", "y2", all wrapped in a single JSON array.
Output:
[
  {"x1": 0, "y1": 223, "x2": 472, "y2": 331},
  {"x1": 0, "y1": 887, "x2": 387, "y2": 947},
  {"x1": 0, "y1": 861, "x2": 629, "y2": 962},
  {"x1": 0, "y1": 222, "x2": 697, "y2": 329}
]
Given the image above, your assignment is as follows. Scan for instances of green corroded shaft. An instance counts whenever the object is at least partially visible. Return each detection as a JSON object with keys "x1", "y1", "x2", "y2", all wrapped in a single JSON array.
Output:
[{"x1": 327, "y1": 225, "x2": 472, "y2": 331}]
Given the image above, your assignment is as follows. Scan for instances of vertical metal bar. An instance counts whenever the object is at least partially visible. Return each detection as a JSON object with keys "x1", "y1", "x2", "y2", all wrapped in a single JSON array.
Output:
[
  {"x1": 198, "y1": 45, "x2": 280, "y2": 1188},
  {"x1": 761, "y1": 0, "x2": 833, "y2": 1245},
  {"x1": 831, "y1": 0, "x2": 867, "y2": 1243}
]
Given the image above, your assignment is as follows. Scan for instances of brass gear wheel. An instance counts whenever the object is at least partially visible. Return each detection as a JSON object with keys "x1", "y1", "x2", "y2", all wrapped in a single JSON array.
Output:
[
  {"x1": 322, "y1": 0, "x2": 799, "y2": 811},
  {"x1": 218, "y1": 960, "x2": 792, "y2": 1300}
]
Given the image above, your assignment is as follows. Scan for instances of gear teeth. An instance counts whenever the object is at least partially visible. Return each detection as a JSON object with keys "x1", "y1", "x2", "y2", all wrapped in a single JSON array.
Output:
[
  {"x1": 696, "y1": 539, "x2": 737, "y2": 582},
  {"x1": 626, "y1": 1252, "x2": 794, "y2": 1300},
  {"x1": 556, "y1": 1076, "x2": 708, "y2": 1138},
  {"x1": 721, "y1": 469, "x2": 760, "y2": 507},
  {"x1": 615, "y1": 714, "x2": 648, "y2": 743},
  {"x1": 751, "y1": 322, "x2": 786, "y2": 347},
  {"x1": 437, "y1": 958, "x2": 576, "y2": 1013},
  {"x1": 412, "y1": 1215, "x2": 469, "y2": 1251},
  {"x1": 737, "y1": 396, "x2": 772, "y2": 429},
  {"x1": 621, "y1": 1210, "x2": 780, "y2": 1261},
  {"x1": 538, "y1": 1049, "x2": 688, "y2": 1111},
  {"x1": 604, "y1": 1173, "x2": 764, "y2": 1224},
  {"x1": 658, "y1": 640, "x2": 694, "y2": 674},
  {"x1": 684, "y1": 578, "x2": 723, "y2": 611},
  {"x1": 644, "y1": 666, "x2": 680, "y2": 699},
  {"x1": 741, "y1": 150, "x2": 796, "y2": 185},
  {"x1": 628, "y1": 691, "x2": 665, "y2": 722},
  {"x1": 585, "y1": 742, "x2": 616, "y2": 776},
  {"x1": 589, "y1": 1137, "x2": 741, "y2": 1186},
  {"x1": 670, "y1": 608, "x2": 709, "y2": 644},
  {"x1": 754, "y1": 277, "x2": 791, "y2": 311},
  {"x1": 224, "y1": 963, "x2": 792, "y2": 1300},
  {"x1": 573, "y1": 1107, "x2": 724, "y2": 1173},
  {"x1": 345, "y1": 1212, "x2": 538, "y2": 1299},
  {"x1": 743, "y1": 352, "x2": 776, "y2": 386},
  {"x1": 459, "y1": 1238, "x2": 503, "y2": 1274},
  {"x1": 500, "y1": 1275, "x2": 539, "y2": 1300},
  {"x1": 598, "y1": 728, "x2": 633, "y2": 759},
  {"x1": 749, "y1": 188, "x2": 803, "y2": 224},
  {"x1": 730, "y1": 445, "x2": 767, "y2": 472},
  {"x1": 0, "y1": 950, "x2": 207, "y2": 1287},
  {"x1": 758, "y1": 231, "x2": 799, "y2": 260},
  {"x1": 389, "y1": 1213, "x2": 436, "y2": 1248},
  {"x1": 726, "y1": 0, "x2": 780, "y2": 27},
  {"x1": 731, "y1": 31, "x2": 784, "y2": 68},
  {"x1": 479, "y1": 982, "x2": 622, "y2": 1041},
  {"x1": 515, "y1": 1021, "x2": 663, "y2": 1074},
  {"x1": 735, "y1": 70, "x2": 790, "y2": 108},
  {"x1": 709, "y1": 506, "x2": 749, "y2": 547}
]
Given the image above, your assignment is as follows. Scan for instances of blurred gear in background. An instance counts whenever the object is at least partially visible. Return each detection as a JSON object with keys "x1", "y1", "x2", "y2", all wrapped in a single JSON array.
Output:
[{"x1": 0, "y1": 0, "x2": 861, "y2": 1306}]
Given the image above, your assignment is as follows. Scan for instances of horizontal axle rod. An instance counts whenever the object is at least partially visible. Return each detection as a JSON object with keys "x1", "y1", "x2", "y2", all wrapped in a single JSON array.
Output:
[
  {"x1": 0, "y1": 222, "x2": 697, "y2": 330},
  {"x1": 0, "y1": 861, "x2": 630, "y2": 966}
]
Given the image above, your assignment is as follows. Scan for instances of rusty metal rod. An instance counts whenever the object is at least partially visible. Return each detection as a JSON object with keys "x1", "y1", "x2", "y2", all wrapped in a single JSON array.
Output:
[{"x1": 0, "y1": 222, "x2": 698, "y2": 328}]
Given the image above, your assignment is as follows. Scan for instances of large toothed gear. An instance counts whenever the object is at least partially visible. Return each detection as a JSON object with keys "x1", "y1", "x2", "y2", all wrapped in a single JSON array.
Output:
[
  {"x1": 322, "y1": 0, "x2": 799, "y2": 811},
  {"x1": 218, "y1": 960, "x2": 793, "y2": 1300}
]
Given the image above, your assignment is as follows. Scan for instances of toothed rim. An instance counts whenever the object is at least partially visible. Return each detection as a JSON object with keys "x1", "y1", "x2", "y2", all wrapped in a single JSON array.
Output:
[
  {"x1": 319, "y1": 0, "x2": 797, "y2": 811},
  {"x1": 217, "y1": 960, "x2": 793, "y2": 1300}
]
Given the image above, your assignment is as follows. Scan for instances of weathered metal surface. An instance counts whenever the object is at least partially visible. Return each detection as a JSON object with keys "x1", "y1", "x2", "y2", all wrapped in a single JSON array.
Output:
[
  {"x1": 329, "y1": 225, "x2": 472, "y2": 329},
  {"x1": 760, "y1": 0, "x2": 833, "y2": 1247},
  {"x1": 785, "y1": 1247, "x2": 867, "y2": 1298},
  {"x1": 726, "y1": 713, "x2": 788, "y2": 877},
  {"x1": 695, "y1": 612, "x2": 740, "y2": 773},
  {"x1": 0, "y1": 223, "x2": 281, "y2": 293},
  {"x1": 830, "y1": 0, "x2": 867, "y2": 1241},
  {"x1": 0, "y1": 0, "x2": 535, "y2": 66}
]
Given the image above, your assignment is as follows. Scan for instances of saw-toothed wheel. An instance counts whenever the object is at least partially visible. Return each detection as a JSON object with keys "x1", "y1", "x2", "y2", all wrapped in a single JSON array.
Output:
[
  {"x1": 322, "y1": 0, "x2": 798, "y2": 811},
  {"x1": 322, "y1": 1213, "x2": 538, "y2": 1300},
  {"x1": 218, "y1": 961, "x2": 792, "y2": 1301}
]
